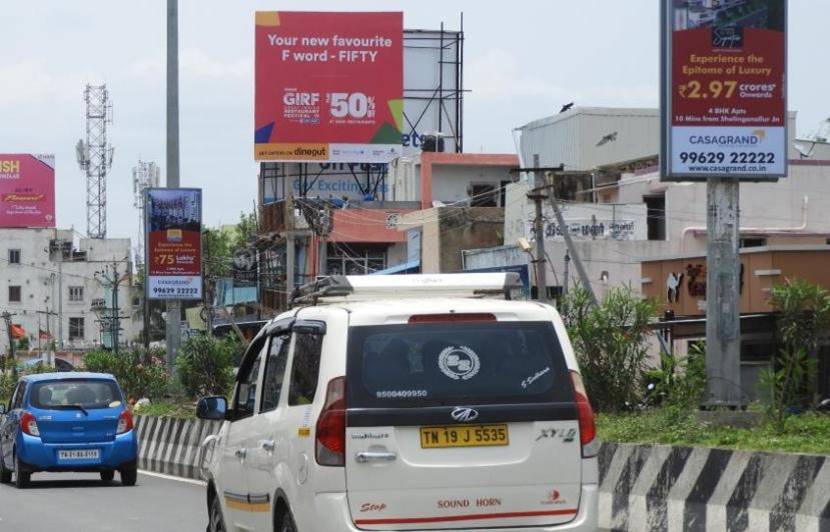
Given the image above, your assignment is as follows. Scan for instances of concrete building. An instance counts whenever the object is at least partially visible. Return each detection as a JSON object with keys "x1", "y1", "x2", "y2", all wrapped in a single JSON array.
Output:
[{"x1": 1, "y1": 228, "x2": 135, "y2": 365}]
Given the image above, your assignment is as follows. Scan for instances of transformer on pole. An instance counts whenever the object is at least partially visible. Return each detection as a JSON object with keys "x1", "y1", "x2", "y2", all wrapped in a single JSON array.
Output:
[{"x1": 76, "y1": 84, "x2": 114, "y2": 239}]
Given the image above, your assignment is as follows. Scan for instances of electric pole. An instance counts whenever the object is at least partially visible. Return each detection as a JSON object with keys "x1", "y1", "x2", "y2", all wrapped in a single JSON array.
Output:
[
  {"x1": 705, "y1": 178, "x2": 741, "y2": 406},
  {"x1": 96, "y1": 261, "x2": 129, "y2": 354},
  {"x1": 2, "y1": 311, "x2": 16, "y2": 375},
  {"x1": 528, "y1": 179, "x2": 548, "y2": 303},
  {"x1": 165, "y1": 0, "x2": 182, "y2": 370}
]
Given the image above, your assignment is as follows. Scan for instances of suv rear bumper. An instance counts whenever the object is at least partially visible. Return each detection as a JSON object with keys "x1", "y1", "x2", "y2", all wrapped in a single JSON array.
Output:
[
  {"x1": 16, "y1": 431, "x2": 138, "y2": 472},
  {"x1": 309, "y1": 484, "x2": 598, "y2": 532}
]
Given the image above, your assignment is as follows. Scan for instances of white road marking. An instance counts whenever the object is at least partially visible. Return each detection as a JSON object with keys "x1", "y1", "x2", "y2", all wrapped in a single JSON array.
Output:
[{"x1": 138, "y1": 469, "x2": 206, "y2": 487}]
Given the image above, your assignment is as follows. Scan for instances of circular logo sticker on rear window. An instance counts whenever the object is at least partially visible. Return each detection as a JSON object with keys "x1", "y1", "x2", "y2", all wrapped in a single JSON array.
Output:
[{"x1": 438, "y1": 346, "x2": 481, "y2": 381}]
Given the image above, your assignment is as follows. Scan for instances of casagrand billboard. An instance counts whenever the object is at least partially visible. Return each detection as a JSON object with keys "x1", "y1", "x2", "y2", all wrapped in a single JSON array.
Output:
[
  {"x1": 255, "y1": 12, "x2": 404, "y2": 163},
  {"x1": 661, "y1": 0, "x2": 787, "y2": 180},
  {"x1": 0, "y1": 154, "x2": 56, "y2": 228}
]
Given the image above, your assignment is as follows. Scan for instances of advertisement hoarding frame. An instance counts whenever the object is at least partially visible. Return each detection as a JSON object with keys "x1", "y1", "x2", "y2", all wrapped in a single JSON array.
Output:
[
  {"x1": 660, "y1": 0, "x2": 788, "y2": 182},
  {"x1": 145, "y1": 187, "x2": 203, "y2": 301}
]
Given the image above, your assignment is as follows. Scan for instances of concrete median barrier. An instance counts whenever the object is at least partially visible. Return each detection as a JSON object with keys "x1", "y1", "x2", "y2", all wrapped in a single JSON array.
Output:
[
  {"x1": 599, "y1": 442, "x2": 830, "y2": 531},
  {"x1": 134, "y1": 415, "x2": 223, "y2": 480}
]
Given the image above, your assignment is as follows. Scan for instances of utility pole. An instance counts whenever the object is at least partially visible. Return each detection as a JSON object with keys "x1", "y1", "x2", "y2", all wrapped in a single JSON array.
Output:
[
  {"x1": 2, "y1": 311, "x2": 16, "y2": 374},
  {"x1": 705, "y1": 178, "x2": 741, "y2": 406},
  {"x1": 285, "y1": 192, "x2": 296, "y2": 303},
  {"x1": 528, "y1": 180, "x2": 548, "y2": 303},
  {"x1": 36, "y1": 310, "x2": 57, "y2": 365},
  {"x1": 165, "y1": 0, "x2": 181, "y2": 370},
  {"x1": 96, "y1": 261, "x2": 128, "y2": 354},
  {"x1": 563, "y1": 251, "x2": 570, "y2": 296}
]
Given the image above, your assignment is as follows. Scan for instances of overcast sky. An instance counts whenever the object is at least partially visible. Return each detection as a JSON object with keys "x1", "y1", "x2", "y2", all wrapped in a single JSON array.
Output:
[{"x1": 2, "y1": 0, "x2": 827, "y2": 248}]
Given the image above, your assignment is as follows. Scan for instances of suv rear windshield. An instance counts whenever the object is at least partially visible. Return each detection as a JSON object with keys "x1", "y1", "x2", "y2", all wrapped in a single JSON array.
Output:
[
  {"x1": 347, "y1": 321, "x2": 571, "y2": 407},
  {"x1": 30, "y1": 379, "x2": 123, "y2": 410}
]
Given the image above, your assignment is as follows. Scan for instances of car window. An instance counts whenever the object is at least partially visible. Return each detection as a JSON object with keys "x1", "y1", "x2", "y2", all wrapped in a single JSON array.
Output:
[
  {"x1": 30, "y1": 380, "x2": 122, "y2": 410},
  {"x1": 288, "y1": 332, "x2": 324, "y2": 406},
  {"x1": 11, "y1": 382, "x2": 26, "y2": 410},
  {"x1": 234, "y1": 342, "x2": 266, "y2": 419},
  {"x1": 347, "y1": 321, "x2": 572, "y2": 408},
  {"x1": 260, "y1": 334, "x2": 291, "y2": 413}
]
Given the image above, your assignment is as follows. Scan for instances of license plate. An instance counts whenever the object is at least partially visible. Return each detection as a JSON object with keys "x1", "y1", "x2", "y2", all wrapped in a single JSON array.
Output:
[
  {"x1": 58, "y1": 449, "x2": 100, "y2": 460},
  {"x1": 420, "y1": 424, "x2": 509, "y2": 448}
]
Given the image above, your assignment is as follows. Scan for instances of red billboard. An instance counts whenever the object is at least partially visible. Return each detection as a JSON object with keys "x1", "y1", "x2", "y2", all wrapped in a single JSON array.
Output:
[
  {"x1": 145, "y1": 188, "x2": 203, "y2": 300},
  {"x1": 0, "y1": 154, "x2": 56, "y2": 228},
  {"x1": 255, "y1": 11, "x2": 404, "y2": 163},
  {"x1": 661, "y1": 0, "x2": 786, "y2": 180}
]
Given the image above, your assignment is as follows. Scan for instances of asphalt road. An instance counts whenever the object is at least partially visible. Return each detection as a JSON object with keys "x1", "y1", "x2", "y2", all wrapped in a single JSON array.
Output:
[{"x1": 0, "y1": 470, "x2": 206, "y2": 531}]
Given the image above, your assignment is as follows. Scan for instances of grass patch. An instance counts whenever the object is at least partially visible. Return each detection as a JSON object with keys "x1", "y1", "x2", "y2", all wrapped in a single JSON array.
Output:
[
  {"x1": 133, "y1": 400, "x2": 197, "y2": 419},
  {"x1": 598, "y1": 407, "x2": 830, "y2": 455}
]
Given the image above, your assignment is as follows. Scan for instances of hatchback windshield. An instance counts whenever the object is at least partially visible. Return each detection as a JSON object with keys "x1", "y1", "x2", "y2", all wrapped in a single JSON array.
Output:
[
  {"x1": 30, "y1": 379, "x2": 122, "y2": 410},
  {"x1": 347, "y1": 321, "x2": 571, "y2": 407}
]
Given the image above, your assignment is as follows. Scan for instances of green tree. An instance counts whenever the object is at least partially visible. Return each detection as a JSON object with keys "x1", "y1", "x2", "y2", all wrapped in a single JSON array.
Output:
[{"x1": 560, "y1": 286, "x2": 657, "y2": 413}]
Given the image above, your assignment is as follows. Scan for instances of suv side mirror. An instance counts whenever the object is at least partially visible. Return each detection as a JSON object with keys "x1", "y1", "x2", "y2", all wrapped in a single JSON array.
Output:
[{"x1": 196, "y1": 396, "x2": 228, "y2": 421}]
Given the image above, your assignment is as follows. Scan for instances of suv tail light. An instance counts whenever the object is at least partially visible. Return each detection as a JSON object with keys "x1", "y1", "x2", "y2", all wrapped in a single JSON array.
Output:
[
  {"x1": 116, "y1": 410, "x2": 134, "y2": 435},
  {"x1": 569, "y1": 371, "x2": 598, "y2": 458},
  {"x1": 20, "y1": 411, "x2": 40, "y2": 437},
  {"x1": 316, "y1": 376, "x2": 346, "y2": 467}
]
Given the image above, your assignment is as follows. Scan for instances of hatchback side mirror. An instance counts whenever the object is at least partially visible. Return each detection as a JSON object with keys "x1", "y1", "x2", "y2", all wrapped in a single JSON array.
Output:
[{"x1": 196, "y1": 396, "x2": 228, "y2": 421}]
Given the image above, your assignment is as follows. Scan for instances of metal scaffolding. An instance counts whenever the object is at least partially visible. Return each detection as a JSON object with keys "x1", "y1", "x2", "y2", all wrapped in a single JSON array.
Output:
[
  {"x1": 76, "y1": 84, "x2": 114, "y2": 239},
  {"x1": 132, "y1": 160, "x2": 161, "y2": 265}
]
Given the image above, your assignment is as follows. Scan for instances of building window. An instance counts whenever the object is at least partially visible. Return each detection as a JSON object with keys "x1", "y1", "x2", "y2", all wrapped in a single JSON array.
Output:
[
  {"x1": 8, "y1": 286, "x2": 21, "y2": 303},
  {"x1": 69, "y1": 317, "x2": 85, "y2": 341},
  {"x1": 469, "y1": 184, "x2": 498, "y2": 207},
  {"x1": 69, "y1": 286, "x2": 84, "y2": 302},
  {"x1": 644, "y1": 195, "x2": 666, "y2": 241},
  {"x1": 741, "y1": 237, "x2": 767, "y2": 248},
  {"x1": 327, "y1": 245, "x2": 386, "y2": 275},
  {"x1": 8, "y1": 249, "x2": 20, "y2": 264}
]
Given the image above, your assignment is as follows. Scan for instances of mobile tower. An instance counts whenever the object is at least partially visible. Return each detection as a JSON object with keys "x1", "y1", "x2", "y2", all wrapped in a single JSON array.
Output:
[{"x1": 76, "y1": 84, "x2": 114, "y2": 239}]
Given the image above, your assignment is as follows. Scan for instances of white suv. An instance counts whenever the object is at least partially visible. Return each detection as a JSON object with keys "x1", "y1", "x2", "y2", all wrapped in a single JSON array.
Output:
[{"x1": 198, "y1": 274, "x2": 598, "y2": 532}]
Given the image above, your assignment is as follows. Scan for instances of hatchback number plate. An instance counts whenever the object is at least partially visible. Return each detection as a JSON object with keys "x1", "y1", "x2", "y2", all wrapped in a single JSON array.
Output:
[
  {"x1": 58, "y1": 449, "x2": 100, "y2": 460},
  {"x1": 420, "y1": 424, "x2": 509, "y2": 448}
]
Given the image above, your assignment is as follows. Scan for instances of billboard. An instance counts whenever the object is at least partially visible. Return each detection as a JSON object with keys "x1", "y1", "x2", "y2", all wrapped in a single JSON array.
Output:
[
  {"x1": 145, "y1": 188, "x2": 203, "y2": 300},
  {"x1": 0, "y1": 154, "x2": 56, "y2": 228},
  {"x1": 661, "y1": 0, "x2": 787, "y2": 181},
  {"x1": 255, "y1": 11, "x2": 404, "y2": 163}
]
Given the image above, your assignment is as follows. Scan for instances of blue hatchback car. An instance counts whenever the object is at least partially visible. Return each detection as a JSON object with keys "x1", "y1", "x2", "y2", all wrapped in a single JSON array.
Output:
[{"x1": 0, "y1": 372, "x2": 138, "y2": 488}]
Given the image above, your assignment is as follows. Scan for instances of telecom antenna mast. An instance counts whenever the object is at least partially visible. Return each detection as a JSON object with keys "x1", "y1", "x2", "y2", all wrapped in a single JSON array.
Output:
[
  {"x1": 132, "y1": 160, "x2": 161, "y2": 265},
  {"x1": 76, "y1": 84, "x2": 114, "y2": 239}
]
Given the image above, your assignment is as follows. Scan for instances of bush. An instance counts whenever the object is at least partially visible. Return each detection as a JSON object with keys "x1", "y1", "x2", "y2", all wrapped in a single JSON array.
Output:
[
  {"x1": 560, "y1": 286, "x2": 657, "y2": 413},
  {"x1": 176, "y1": 334, "x2": 238, "y2": 398},
  {"x1": 762, "y1": 279, "x2": 830, "y2": 428},
  {"x1": 643, "y1": 342, "x2": 707, "y2": 410},
  {"x1": 82, "y1": 348, "x2": 169, "y2": 401}
]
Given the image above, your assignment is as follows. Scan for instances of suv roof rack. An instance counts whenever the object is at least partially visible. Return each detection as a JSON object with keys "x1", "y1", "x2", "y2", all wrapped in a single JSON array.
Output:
[{"x1": 290, "y1": 273, "x2": 523, "y2": 306}]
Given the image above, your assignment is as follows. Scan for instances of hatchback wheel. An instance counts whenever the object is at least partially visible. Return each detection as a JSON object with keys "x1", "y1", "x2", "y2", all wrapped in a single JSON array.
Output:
[
  {"x1": 14, "y1": 454, "x2": 29, "y2": 489},
  {"x1": 100, "y1": 470, "x2": 115, "y2": 483},
  {"x1": 0, "y1": 449, "x2": 11, "y2": 484},
  {"x1": 120, "y1": 467, "x2": 137, "y2": 486},
  {"x1": 208, "y1": 494, "x2": 226, "y2": 532}
]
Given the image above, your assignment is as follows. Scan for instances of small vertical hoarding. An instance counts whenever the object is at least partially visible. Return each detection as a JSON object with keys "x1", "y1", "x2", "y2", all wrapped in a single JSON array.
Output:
[
  {"x1": 661, "y1": 0, "x2": 787, "y2": 181},
  {"x1": 145, "y1": 188, "x2": 203, "y2": 300},
  {"x1": 0, "y1": 154, "x2": 56, "y2": 228},
  {"x1": 255, "y1": 11, "x2": 404, "y2": 163}
]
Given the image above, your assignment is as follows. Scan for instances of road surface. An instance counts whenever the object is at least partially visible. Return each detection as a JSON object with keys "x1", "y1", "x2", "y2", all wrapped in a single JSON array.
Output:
[{"x1": 0, "y1": 470, "x2": 206, "y2": 531}]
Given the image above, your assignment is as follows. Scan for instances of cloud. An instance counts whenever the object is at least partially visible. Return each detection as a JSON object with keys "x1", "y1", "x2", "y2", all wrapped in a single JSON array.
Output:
[{"x1": 0, "y1": 62, "x2": 61, "y2": 106}]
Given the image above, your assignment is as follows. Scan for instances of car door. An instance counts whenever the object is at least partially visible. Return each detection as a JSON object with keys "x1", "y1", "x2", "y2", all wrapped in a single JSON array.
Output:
[
  {"x1": 243, "y1": 330, "x2": 292, "y2": 531},
  {"x1": 1, "y1": 382, "x2": 25, "y2": 469},
  {"x1": 219, "y1": 336, "x2": 268, "y2": 530}
]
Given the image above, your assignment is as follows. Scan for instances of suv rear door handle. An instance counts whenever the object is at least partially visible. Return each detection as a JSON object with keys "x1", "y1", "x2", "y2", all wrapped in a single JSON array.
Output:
[
  {"x1": 261, "y1": 440, "x2": 275, "y2": 452},
  {"x1": 235, "y1": 448, "x2": 247, "y2": 459},
  {"x1": 355, "y1": 451, "x2": 397, "y2": 463}
]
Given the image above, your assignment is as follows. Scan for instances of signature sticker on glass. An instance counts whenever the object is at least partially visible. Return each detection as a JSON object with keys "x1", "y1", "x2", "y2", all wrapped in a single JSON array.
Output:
[
  {"x1": 521, "y1": 366, "x2": 551, "y2": 389},
  {"x1": 438, "y1": 345, "x2": 481, "y2": 381}
]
